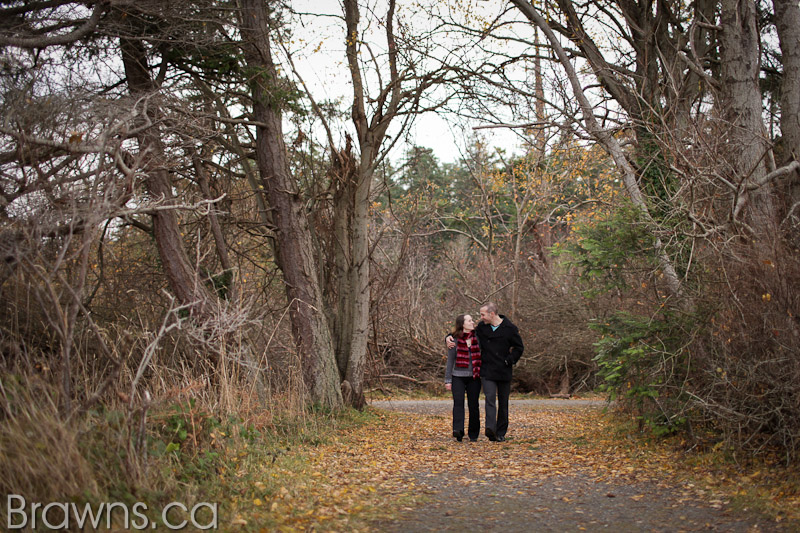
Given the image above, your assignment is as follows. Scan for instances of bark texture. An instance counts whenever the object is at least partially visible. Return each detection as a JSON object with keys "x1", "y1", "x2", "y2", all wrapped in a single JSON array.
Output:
[
  {"x1": 773, "y1": 0, "x2": 800, "y2": 209},
  {"x1": 719, "y1": 0, "x2": 778, "y2": 235},
  {"x1": 238, "y1": 0, "x2": 342, "y2": 407}
]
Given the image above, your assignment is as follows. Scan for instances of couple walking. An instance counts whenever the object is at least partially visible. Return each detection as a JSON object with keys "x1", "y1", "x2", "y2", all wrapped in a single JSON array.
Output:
[{"x1": 444, "y1": 303, "x2": 525, "y2": 442}]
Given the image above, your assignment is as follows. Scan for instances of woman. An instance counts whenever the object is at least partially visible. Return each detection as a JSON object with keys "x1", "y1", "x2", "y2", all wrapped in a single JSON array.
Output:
[{"x1": 444, "y1": 314, "x2": 482, "y2": 442}]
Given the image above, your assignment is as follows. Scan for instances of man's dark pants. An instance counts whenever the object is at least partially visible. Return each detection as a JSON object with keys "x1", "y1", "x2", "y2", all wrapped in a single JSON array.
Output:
[
  {"x1": 451, "y1": 376, "x2": 482, "y2": 440},
  {"x1": 482, "y1": 378, "x2": 511, "y2": 438}
]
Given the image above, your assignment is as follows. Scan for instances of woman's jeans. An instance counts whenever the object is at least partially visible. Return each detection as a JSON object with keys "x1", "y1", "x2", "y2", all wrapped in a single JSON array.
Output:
[{"x1": 451, "y1": 375, "x2": 482, "y2": 440}]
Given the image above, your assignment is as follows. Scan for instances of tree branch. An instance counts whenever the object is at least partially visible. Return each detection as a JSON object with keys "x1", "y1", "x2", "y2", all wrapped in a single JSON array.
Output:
[
  {"x1": 0, "y1": 1, "x2": 108, "y2": 49},
  {"x1": 510, "y1": 0, "x2": 687, "y2": 302},
  {"x1": 473, "y1": 121, "x2": 550, "y2": 130}
]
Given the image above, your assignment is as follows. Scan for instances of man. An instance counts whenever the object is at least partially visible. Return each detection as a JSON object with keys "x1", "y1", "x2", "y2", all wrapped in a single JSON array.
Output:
[{"x1": 447, "y1": 302, "x2": 524, "y2": 441}]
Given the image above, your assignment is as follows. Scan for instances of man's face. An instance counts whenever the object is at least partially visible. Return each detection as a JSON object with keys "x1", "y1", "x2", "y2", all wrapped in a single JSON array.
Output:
[{"x1": 479, "y1": 307, "x2": 491, "y2": 324}]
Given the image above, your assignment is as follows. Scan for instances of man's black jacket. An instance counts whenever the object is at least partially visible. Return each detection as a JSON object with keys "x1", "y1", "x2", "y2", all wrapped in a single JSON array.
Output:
[{"x1": 474, "y1": 315, "x2": 524, "y2": 381}]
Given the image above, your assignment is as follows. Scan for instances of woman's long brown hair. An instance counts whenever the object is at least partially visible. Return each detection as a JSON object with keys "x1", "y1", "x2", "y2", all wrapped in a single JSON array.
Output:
[{"x1": 452, "y1": 315, "x2": 467, "y2": 338}]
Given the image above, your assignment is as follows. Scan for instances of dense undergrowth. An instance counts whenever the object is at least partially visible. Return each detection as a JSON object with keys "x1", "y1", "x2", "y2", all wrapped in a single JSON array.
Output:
[
  {"x1": 0, "y1": 375, "x2": 386, "y2": 531},
  {"x1": 559, "y1": 203, "x2": 800, "y2": 462}
]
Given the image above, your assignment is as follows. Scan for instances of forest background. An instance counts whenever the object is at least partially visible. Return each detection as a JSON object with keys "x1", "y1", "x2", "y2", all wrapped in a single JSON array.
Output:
[{"x1": 1, "y1": 0, "x2": 798, "y2": 521}]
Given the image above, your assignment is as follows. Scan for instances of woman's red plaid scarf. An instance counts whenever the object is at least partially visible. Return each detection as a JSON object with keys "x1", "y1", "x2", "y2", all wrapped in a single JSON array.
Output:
[{"x1": 456, "y1": 330, "x2": 481, "y2": 379}]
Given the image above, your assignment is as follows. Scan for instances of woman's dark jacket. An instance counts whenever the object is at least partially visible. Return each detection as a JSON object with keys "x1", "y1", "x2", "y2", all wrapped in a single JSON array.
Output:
[{"x1": 474, "y1": 315, "x2": 524, "y2": 381}]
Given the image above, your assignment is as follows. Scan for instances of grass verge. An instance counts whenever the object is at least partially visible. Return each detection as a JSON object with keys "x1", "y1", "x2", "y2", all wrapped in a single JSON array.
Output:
[{"x1": 0, "y1": 376, "x2": 413, "y2": 532}]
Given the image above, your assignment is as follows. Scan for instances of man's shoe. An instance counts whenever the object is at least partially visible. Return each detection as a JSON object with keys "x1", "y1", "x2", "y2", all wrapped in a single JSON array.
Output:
[
  {"x1": 485, "y1": 428, "x2": 497, "y2": 441},
  {"x1": 453, "y1": 430, "x2": 464, "y2": 442},
  {"x1": 469, "y1": 438, "x2": 478, "y2": 442},
  {"x1": 496, "y1": 436, "x2": 506, "y2": 442}
]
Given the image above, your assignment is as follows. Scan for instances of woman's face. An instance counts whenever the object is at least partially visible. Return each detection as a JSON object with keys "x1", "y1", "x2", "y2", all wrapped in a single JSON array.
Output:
[{"x1": 463, "y1": 315, "x2": 475, "y2": 332}]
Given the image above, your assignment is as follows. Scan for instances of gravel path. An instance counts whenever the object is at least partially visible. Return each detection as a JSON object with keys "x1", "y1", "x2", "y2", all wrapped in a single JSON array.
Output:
[
  {"x1": 368, "y1": 399, "x2": 788, "y2": 532},
  {"x1": 371, "y1": 398, "x2": 609, "y2": 414},
  {"x1": 378, "y1": 472, "x2": 770, "y2": 532}
]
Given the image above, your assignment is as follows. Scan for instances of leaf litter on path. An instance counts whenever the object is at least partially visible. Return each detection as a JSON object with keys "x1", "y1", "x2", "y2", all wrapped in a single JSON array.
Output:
[{"x1": 245, "y1": 402, "x2": 797, "y2": 531}]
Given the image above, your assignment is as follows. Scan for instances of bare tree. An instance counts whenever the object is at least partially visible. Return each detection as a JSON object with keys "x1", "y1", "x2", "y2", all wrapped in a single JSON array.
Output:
[
  {"x1": 510, "y1": 0, "x2": 687, "y2": 302},
  {"x1": 285, "y1": 0, "x2": 473, "y2": 407},
  {"x1": 119, "y1": 37, "x2": 215, "y2": 318},
  {"x1": 0, "y1": 0, "x2": 284, "y2": 414}
]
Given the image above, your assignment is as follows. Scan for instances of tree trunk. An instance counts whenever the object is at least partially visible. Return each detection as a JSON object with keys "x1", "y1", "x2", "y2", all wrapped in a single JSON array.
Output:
[
  {"x1": 719, "y1": 0, "x2": 779, "y2": 236},
  {"x1": 511, "y1": 229, "x2": 522, "y2": 320},
  {"x1": 773, "y1": 0, "x2": 800, "y2": 210},
  {"x1": 238, "y1": 0, "x2": 342, "y2": 408},
  {"x1": 328, "y1": 137, "x2": 370, "y2": 409},
  {"x1": 343, "y1": 152, "x2": 373, "y2": 409},
  {"x1": 559, "y1": 365, "x2": 571, "y2": 396},
  {"x1": 120, "y1": 38, "x2": 211, "y2": 318},
  {"x1": 330, "y1": 139, "x2": 356, "y2": 382}
]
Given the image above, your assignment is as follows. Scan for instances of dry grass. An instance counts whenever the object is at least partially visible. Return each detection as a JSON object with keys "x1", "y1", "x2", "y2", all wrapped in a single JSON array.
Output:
[{"x1": 0, "y1": 377, "x2": 98, "y2": 506}]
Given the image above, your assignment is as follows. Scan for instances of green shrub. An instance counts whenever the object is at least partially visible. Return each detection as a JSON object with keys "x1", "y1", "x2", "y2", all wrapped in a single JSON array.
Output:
[{"x1": 591, "y1": 311, "x2": 690, "y2": 435}]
